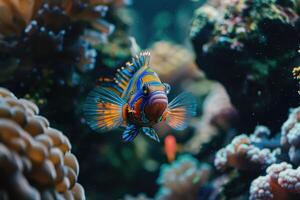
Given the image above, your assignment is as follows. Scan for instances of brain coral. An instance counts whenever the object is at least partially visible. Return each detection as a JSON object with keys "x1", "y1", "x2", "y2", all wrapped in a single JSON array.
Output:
[{"x1": 0, "y1": 87, "x2": 85, "y2": 200}]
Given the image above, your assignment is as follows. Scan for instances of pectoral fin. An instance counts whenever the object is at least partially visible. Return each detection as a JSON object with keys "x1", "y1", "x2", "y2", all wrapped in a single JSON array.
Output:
[
  {"x1": 84, "y1": 87, "x2": 126, "y2": 132},
  {"x1": 165, "y1": 92, "x2": 197, "y2": 131}
]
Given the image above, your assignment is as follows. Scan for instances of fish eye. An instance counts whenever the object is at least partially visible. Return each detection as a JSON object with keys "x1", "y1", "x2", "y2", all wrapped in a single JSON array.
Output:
[
  {"x1": 163, "y1": 83, "x2": 171, "y2": 94},
  {"x1": 142, "y1": 84, "x2": 149, "y2": 94}
]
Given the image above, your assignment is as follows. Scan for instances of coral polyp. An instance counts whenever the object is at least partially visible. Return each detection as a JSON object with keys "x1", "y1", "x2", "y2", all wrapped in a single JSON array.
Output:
[
  {"x1": 250, "y1": 162, "x2": 300, "y2": 200},
  {"x1": 281, "y1": 106, "x2": 300, "y2": 165},
  {"x1": 0, "y1": 87, "x2": 85, "y2": 199},
  {"x1": 214, "y1": 134, "x2": 277, "y2": 171}
]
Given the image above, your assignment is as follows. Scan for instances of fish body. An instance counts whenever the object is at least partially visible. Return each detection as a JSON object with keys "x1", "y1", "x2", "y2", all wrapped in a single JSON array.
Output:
[{"x1": 84, "y1": 51, "x2": 197, "y2": 142}]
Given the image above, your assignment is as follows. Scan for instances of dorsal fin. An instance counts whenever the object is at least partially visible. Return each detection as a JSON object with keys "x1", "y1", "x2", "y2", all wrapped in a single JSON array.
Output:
[
  {"x1": 132, "y1": 51, "x2": 150, "y2": 69},
  {"x1": 98, "y1": 51, "x2": 151, "y2": 96}
]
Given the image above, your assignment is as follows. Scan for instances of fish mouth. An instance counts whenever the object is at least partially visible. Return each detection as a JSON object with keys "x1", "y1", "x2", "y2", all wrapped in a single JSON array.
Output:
[
  {"x1": 144, "y1": 92, "x2": 168, "y2": 122},
  {"x1": 148, "y1": 93, "x2": 168, "y2": 105}
]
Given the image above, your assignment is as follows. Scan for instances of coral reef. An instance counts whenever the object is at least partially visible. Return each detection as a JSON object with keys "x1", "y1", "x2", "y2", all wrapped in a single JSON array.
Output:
[
  {"x1": 212, "y1": 106, "x2": 300, "y2": 199},
  {"x1": 281, "y1": 106, "x2": 300, "y2": 165},
  {"x1": 0, "y1": 87, "x2": 84, "y2": 199},
  {"x1": 214, "y1": 134, "x2": 277, "y2": 171},
  {"x1": 156, "y1": 155, "x2": 211, "y2": 200},
  {"x1": 0, "y1": 0, "x2": 116, "y2": 106},
  {"x1": 190, "y1": 0, "x2": 300, "y2": 131},
  {"x1": 250, "y1": 162, "x2": 300, "y2": 200}
]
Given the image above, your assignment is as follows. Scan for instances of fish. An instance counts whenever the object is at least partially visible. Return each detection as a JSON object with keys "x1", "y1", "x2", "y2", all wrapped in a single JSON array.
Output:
[
  {"x1": 84, "y1": 51, "x2": 197, "y2": 142},
  {"x1": 164, "y1": 135, "x2": 177, "y2": 162}
]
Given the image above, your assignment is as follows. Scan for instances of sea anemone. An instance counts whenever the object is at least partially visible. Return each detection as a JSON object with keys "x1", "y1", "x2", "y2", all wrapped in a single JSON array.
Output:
[
  {"x1": 250, "y1": 162, "x2": 300, "y2": 200},
  {"x1": 156, "y1": 155, "x2": 211, "y2": 200},
  {"x1": 0, "y1": 87, "x2": 85, "y2": 199}
]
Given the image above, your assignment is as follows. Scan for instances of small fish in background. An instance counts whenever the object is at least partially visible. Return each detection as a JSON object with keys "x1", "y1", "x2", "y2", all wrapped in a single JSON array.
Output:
[
  {"x1": 84, "y1": 51, "x2": 197, "y2": 142},
  {"x1": 164, "y1": 135, "x2": 177, "y2": 162}
]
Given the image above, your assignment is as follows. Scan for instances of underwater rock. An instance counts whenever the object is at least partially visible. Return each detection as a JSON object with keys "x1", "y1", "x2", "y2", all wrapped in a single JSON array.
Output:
[
  {"x1": 0, "y1": 87, "x2": 85, "y2": 199},
  {"x1": 281, "y1": 106, "x2": 300, "y2": 165},
  {"x1": 250, "y1": 162, "x2": 300, "y2": 200},
  {"x1": 190, "y1": 0, "x2": 300, "y2": 132},
  {"x1": 214, "y1": 134, "x2": 277, "y2": 171},
  {"x1": 156, "y1": 155, "x2": 211, "y2": 200}
]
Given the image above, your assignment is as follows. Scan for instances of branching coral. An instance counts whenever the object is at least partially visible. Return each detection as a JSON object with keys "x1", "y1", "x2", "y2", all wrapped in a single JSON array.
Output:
[
  {"x1": 156, "y1": 155, "x2": 211, "y2": 200},
  {"x1": 0, "y1": 87, "x2": 85, "y2": 199},
  {"x1": 250, "y1": 162, "x2": 300, "y2": 200},
  {"x1": 214, "y1": 134, "x2": 277, "y2": 171},
  {"x1": 281, "y1": 106, "x2": 300, "y2": 165}
]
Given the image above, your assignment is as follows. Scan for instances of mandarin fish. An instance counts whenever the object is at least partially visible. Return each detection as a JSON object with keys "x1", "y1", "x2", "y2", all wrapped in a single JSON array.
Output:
[
  {"x1": 84, "y1": 51, "x2": 197, "y2": 142},
  {"x1": 164, "y1": 135, "x2": 177, "y2": 162}
]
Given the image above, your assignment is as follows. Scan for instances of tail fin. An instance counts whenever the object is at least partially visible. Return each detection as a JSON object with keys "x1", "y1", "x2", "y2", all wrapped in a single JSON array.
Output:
[
  {"x1": 84, "y1": 87, "x2": 126, "y2": 132},
  {"x1": 166, "y1": 92, "x2": 197, "y2": 131}
]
